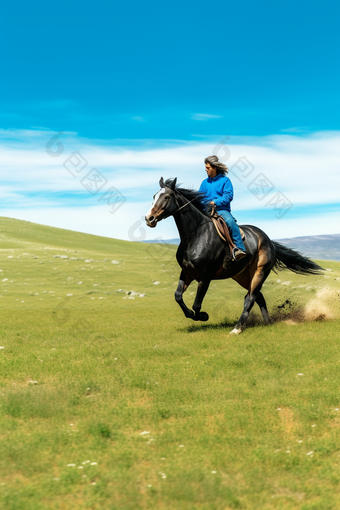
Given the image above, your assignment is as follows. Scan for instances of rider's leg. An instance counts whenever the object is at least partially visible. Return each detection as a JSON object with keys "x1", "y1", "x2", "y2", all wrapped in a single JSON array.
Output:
[{"x1": 218, "y1": 210, "x2": 246, "y2": 251}]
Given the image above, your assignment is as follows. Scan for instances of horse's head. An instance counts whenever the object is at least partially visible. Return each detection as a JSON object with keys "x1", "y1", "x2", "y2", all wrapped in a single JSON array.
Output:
[{"x1": 145, "y1": 177, "x2": 178, "y2": 228}]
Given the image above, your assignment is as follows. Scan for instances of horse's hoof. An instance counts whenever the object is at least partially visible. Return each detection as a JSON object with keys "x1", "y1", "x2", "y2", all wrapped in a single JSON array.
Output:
[
  {"x1": 199, "y1": 312, "x2": 209, "y2": 322},
  {"x1": 230, "y1": 327, "x2": 242, "y2": 335}
]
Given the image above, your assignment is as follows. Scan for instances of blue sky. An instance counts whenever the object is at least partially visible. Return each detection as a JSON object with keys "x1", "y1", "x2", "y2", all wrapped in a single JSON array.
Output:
[
  {"x1": 1, "y1": 0, "x2": 339, "y2": 139},
  {"x1": 0, "y1": 0, "x2": 339, "y2": 241}
]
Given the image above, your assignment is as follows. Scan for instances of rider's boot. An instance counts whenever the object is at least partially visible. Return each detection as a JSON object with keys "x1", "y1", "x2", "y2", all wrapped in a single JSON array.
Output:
[{"x1": 232, "y1": 247, "x2": 247, "y2": 261}]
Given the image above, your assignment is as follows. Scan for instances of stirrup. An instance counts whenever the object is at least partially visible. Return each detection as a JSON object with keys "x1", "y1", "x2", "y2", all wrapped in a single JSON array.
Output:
[{"x1": 232, "y1": 247, "x2": 246, "y2": 262}]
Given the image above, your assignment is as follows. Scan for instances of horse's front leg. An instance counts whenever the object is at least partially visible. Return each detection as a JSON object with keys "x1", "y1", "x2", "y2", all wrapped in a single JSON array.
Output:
[
  {"x1": 174, "y1": 270, "x2": 195, "y2": 320},
  {"x1": 192, "y1": 280, "x2": 211, "y2": 321}
]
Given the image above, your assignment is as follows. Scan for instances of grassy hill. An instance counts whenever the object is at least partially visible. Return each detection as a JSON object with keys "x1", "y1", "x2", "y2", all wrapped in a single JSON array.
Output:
[{"x1": 1, "y1": 216, "x2": 340, "y2": 510}]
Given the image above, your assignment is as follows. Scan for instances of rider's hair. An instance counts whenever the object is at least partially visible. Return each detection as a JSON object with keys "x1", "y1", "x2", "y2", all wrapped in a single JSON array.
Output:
[{"x1": 204, "y1": 155, "x2": 229, "y2": 175}]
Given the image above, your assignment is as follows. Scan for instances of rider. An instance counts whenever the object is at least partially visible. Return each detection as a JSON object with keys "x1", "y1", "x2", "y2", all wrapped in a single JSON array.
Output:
[{"x1": 199, "y1": 155, "x2": 247, "y2": 261}]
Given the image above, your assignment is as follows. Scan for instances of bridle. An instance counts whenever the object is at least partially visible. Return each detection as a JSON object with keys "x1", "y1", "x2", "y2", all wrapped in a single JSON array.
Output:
[{"x1": 151, "y1": 190, "x2": 197, "y2": 224}]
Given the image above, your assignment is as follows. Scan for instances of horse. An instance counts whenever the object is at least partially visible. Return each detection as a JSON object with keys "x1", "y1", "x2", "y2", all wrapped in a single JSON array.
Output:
[{"x1": 145, "y1": 177, "x2": 324, "y2": 334}]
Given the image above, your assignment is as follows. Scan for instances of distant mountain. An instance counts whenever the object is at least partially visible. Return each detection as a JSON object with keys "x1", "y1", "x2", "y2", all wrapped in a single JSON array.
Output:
[
  {"x1": 273, "y1": 234, "x2": 340, "y2": 261},
  {"x1": 143, "y1": 238, "x2": 180, "y2": 245},
  {"x1": 144, "y1": 234, "x2": 340, "y2": 261}
]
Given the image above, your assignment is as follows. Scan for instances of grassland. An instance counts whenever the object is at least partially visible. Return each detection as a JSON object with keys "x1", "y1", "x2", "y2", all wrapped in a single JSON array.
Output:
[{"x1": 1, "y1": 216, "x2": 340, "y2": 510}]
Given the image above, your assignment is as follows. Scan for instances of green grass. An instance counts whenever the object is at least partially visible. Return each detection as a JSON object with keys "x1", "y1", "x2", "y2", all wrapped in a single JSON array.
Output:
[{"x1": 1, "y1": 216, "x2": 340, "y2": 509}]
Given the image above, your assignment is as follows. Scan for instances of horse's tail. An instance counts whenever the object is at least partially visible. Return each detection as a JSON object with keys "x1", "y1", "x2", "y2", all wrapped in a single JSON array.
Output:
[{"x1": 271, "y1": 241, "x2": 324, "y2": 275}]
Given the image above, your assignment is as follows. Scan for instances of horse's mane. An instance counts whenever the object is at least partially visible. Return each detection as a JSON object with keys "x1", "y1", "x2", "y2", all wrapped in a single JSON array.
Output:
[{"x1": 164, "y1": 178, "x2": 209, "y2": 216}]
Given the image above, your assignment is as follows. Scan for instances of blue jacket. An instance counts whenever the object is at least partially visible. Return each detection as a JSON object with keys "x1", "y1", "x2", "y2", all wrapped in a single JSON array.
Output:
[{"x1": 199, "y1": 173, "x2": 233, "y2": 212}]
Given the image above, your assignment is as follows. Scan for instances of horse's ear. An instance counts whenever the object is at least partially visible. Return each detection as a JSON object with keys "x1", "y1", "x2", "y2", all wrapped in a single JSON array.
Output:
[
  {"x1": 159, "y1": 177, "x2": 165, "y2": 188},
  {"x1": 170, "y1": 177, "x2": 177, "y2": 189}
]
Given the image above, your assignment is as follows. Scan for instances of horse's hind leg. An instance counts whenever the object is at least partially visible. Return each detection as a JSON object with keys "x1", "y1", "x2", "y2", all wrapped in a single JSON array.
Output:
[
  {"x1": 230, "y1": 292, "x2": 255, "y2": 335},
  {"x1": 255, "y1": 291, "x2": 272, "y2": 324},
  {"x1": 230, "y1": 267, "x2": 271, "y2": 334}
]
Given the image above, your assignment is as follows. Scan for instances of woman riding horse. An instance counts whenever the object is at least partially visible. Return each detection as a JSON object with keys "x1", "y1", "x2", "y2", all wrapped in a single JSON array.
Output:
[
  {"x1": 145, "y1": 177, "x2": 323, "y2": 334},
  {"x1": 199, "y1": 155, "x2": 246, "y2": 261}
]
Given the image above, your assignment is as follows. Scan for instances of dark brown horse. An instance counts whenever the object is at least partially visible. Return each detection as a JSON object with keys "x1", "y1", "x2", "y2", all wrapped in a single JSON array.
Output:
[{"x1": 145, "y1": 178, "x2": 323, "y2": 334}]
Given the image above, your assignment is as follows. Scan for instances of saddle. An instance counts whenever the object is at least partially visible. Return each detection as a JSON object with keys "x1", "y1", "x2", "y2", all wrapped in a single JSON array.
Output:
[{"x1": 210, "y1": 207, "x2": 245, "y2": 254}]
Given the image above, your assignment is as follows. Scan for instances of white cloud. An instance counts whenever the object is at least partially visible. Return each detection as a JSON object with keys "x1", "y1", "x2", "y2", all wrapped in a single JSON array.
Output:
[
  {"x1": 0, "y1": 129, "x2": 339, "y2": 241},
  {"x1": 191, "y1": 113, "x2": 222, "y2": 121}
]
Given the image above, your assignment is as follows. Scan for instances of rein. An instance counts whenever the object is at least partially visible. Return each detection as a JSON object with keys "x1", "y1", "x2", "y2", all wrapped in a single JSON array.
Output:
[{"x1": 173, "y1": 196, "x2": 197, "y2": 213}]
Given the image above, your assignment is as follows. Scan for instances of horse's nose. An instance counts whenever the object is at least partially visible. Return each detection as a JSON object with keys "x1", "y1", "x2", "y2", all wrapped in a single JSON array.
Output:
[{"x1": 145, "y1": 214, "x2": 157, "y2": 228}]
